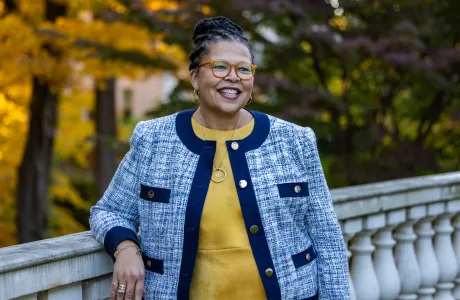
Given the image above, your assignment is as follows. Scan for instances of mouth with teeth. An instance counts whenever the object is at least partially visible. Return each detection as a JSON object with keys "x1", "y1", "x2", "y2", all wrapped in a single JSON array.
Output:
[{"x1": 217, "y1": 88, "x2": 241, "y2": 100}]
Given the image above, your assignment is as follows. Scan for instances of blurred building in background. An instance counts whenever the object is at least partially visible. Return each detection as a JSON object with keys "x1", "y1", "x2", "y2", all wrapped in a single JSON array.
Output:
[{"x1": 116, "y1": 73, "x2": 178, "y2": 120}]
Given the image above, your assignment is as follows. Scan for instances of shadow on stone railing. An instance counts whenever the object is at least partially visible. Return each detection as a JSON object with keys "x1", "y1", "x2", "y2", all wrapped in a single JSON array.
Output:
[{"x1": 1, "y1": 172, "x2": 459, "y2": 300}]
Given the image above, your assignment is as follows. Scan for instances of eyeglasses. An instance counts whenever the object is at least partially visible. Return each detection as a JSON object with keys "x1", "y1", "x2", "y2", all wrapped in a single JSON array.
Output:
[{"x1": 198, "y1": 60, "x2": 258, "y2": 80}]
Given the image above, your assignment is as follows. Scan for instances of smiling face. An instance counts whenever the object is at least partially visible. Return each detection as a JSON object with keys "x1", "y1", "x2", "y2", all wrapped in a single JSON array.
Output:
[{"x1": 190, "y1": 40, "x2": 254, "y2": 116}]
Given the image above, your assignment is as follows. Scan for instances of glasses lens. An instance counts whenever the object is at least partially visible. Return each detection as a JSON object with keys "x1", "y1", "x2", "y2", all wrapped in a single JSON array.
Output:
[
  {"x1": 237, "y1": 63, "x2": 255, "y2": 79},
  {"x1": 212, "y1": 61, "x2": 230, "y2": 77}
]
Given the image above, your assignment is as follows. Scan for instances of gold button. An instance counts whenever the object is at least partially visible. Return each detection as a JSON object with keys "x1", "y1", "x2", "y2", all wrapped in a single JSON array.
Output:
[
  {"x1": 265, "y1": 268, "x2": 274, "y2": 277},
  {"x1": 294, "y1": 185, "x2": 301, "y2": 193},
  {"x1": 250, "y1": 225, "x2": 259, "y2": 234},
  {"x1": 231, "y1": 142, "x2": 239, "y2": 150},
  {"x1": 148, "y1": 190, "x2": 154, "y2": 199},
  {"x1": 239, "y1": 180, "x2": 248, "y2": 189},
  {"x1": 147, "y1": 260, "x2": 152, "y2": 267},
  {"x1": 306, "y1": 253, "x2": 311, "y2": 262}
]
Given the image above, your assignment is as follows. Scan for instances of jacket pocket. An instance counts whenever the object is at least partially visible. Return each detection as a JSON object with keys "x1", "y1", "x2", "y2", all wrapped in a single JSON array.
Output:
[
  {"x1": 142, "y1": 252, "x2": 164, "y2": 274},
  {"x1": 300, "y1": 293, "x2": 318, "y2": 300},
  {"x1": 277, "y1": 182, "x2": 309, "y2": 198},
  {"x1": 292, "y1": 245, "x2": 317, "y2": 269},
  {"x1": 139, "y1": 184, "x2": 171, "y2": 203}
]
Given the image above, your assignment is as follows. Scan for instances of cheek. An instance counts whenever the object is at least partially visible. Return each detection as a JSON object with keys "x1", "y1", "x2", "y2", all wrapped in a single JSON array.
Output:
[
  {"x1": 243, "y1": 81, "x2": 254, "y2": 92},
  {"x1": 200, "y1": 76, "x2": 221, "y2": 90}
]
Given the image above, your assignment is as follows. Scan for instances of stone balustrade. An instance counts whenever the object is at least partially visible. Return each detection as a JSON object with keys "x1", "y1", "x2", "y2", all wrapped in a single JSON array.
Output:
[
  {"x1": 333, "y1": 172, "x2": 460, "y2": 300},
  {"x1": 0, "y1": 172, "x2": 459, "y2": 300}
]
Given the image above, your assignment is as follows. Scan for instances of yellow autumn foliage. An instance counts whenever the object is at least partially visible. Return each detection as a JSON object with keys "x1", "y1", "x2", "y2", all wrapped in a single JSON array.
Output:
[
  {"x1": 0, "y1": 91, "x2": 29, "y2": 246},
  {"x1": 56, "y1": 91, "x2": 94, "y2": 167},
  {"x1": 0, "y1": 0, "x2": 186, "y2": 246},
  {"x1": 327, "y1": 76, "x2": 344, "y2": 97}
]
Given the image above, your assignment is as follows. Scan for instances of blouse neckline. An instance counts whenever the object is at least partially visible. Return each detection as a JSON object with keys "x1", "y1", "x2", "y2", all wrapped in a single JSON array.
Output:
[
  {"x1": 175, "y1": 108, "x2": 270, "y2": 154},
  {"x1": 191, "y1": 116, "x2": 254, "y2": 142}
]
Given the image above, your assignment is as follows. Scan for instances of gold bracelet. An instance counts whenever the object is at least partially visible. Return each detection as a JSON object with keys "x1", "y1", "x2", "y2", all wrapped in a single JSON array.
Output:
[{"x1": 114, "y1": 244, "x2": 140, "y2": 259}]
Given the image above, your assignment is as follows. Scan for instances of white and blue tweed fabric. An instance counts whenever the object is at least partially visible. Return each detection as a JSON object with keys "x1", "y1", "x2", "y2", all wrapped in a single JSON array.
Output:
[{"x1": 89, "y1": 109, "x2": 350, "y2": 300}]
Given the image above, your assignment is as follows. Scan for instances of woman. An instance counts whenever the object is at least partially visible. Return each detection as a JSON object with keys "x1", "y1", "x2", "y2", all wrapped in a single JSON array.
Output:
[{"x1": 90, "y1": 16, "x2": 350, "y2": 300}]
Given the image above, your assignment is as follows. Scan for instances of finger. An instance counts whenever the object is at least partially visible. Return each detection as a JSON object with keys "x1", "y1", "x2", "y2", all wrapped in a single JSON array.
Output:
[
  {"x1": 116, "y1": 281, "x2": 127, "y2": 300},
  {"x1": 110, "y1": 277, "x2": 118, "y2": 300},
  {"x1": 134, "y1": 279, "x2": 145, "y2": 300},
  {"x1": 124, "y1": 280, "x2": 136, "y2": 300}
]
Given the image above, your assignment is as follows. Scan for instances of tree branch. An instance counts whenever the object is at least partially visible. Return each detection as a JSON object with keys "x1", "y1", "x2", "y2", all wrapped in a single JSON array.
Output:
[
  {"x1": 415, "y1": 90, "x2": 449, "y2": 145},
  {"x1": 37, "y1": 28, "x2": 177, "y2": 70},
  {"x1": 311, "y1": 42, "x2": 328, "y2": 91}
]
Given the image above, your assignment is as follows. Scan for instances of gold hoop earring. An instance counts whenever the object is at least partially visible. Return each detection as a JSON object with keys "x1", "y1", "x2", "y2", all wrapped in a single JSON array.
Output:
[
  {"x1": 194, "y1": 89, "x2": 200, "y2": 102},
  {"x1": 247, "y1": 96, "x2": 252, "y2": 105}
]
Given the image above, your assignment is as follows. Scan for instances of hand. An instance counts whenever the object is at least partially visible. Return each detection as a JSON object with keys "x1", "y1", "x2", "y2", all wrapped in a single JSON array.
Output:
[{"x1": 111, "y1": 240, "x2": 146, "y2": 300}]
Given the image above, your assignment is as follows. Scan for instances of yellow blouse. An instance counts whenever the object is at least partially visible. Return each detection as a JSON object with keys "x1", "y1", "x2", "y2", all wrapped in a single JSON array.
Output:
[{"x1": 189, "y1": 116, "x2": 266, "y2": 300}]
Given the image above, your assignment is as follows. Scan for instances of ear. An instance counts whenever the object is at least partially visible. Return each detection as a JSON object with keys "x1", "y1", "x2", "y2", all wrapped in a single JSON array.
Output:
[{"x1": 190, "y1": 69, "x2": 199, "y2": 91}]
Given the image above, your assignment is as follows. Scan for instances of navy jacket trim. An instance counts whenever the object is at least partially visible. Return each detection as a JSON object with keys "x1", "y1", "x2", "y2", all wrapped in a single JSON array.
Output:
[
  {"x1": 176, "y1": 108, "x2": 270, "y2": 154},
  {"x1": 177, "y1": 140, "x2": 215, "y2": 300},
  {"x1": 292, "y1": 245, "x2": 317, "y2": 269},
  {"x1": 142, "y1": 253, "x2": 164, "y2": 274},
  {"x1": 104, "y1": 226, "x2": 139, "y2": 261},
  {"x1": 227, "y1": 141, "x2": 282, "y2": 299},
  {"x1": 139, "y1": 184, "x2": 171, "y2": 203},
  {"x1": 176, "y1": 109, "x2": 205, "y2": 155},
  {"x1": 176, "y1": 108, "x2": 275, "y2": 299},
  {"x1": 277, "y1": 182, "x2": 309, "y2": 198},
  {"x1": 235, "y1": 110, "x2": 270, "y2": 151}
]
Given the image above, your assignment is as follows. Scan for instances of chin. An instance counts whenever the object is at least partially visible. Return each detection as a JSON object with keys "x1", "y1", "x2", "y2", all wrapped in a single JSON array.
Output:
[
  {"x1": 214, "y1": 101, "x2": 245, "y2": 115},
  {"x1": 214, "y1": 94, "x2": 246, "y2": 112}
]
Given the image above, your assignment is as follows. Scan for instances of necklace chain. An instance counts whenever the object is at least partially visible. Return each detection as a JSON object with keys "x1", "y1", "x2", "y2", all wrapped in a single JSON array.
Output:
[{"x1": 199, "y1": 110, "x2": 241, "y2": 181}]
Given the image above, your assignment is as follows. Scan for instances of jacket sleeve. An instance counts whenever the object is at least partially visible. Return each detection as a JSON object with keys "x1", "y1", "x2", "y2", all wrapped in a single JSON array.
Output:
[
  {"x1": 301, "y1": 127, "x2": 351, "y2": 299},
  {"x1": 89, "y1": 121, "x2": 146, "y2": 261}
]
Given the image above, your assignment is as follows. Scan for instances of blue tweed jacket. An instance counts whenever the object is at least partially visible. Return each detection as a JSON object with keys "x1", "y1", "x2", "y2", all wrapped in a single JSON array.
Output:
[{"x1": 89, "y1": 109, "x2": 350, "y2": 300}]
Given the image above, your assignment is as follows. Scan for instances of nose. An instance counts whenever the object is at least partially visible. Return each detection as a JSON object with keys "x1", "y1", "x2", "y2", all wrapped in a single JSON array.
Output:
[{"x1": 225, "y1": 66, "x2": 240, "y2": 81}]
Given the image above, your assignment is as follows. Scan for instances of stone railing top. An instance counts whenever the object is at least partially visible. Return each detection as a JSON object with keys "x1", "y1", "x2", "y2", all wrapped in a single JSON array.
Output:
[
  {"x1": 331, "y1": 172, "x2": 460, "y2": 220},
  {"x1": 331, "y1": 171, "x2": 460, "y2": 202},
  {"x1": 0, "y1": 231, "x2": 103, "y2": 274}
]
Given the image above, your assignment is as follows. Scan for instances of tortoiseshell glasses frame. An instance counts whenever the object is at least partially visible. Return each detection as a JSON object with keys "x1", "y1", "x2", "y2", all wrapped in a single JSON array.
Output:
[{"x1": 198, "y1": 60, "x2": 258, "y2": 80}]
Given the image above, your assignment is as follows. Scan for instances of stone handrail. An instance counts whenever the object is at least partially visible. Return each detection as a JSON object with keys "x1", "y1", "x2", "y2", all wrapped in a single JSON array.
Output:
[
  {"x1": 0, "y1": 172, "x2": 459, "y2": 299},
  {"x1": 0, "y1": 232, "x2": 113, "y2": 300},
  {"x1": 332, "y1": 171, "x2": 460, "y2": 220}
]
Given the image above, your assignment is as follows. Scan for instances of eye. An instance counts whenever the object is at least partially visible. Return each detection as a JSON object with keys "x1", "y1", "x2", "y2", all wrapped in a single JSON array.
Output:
[
  {"x1": 238, "y1": 64, "x2": 253, "y2": 74},
  {"x1": 213, "y1": 63, "x2": 229, "y2": 71},
  {"x1": 238, "y1": 66, "x2": 252, "y2": 74}
]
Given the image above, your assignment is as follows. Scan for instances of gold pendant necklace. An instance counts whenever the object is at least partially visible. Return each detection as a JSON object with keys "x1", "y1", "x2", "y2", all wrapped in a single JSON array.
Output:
[
  {"x1": 212, "y1": 168, "x2": 226, "y2": 183},
  {"x1": 199, "y1": 111, "x2": 241, "y2": 183}
]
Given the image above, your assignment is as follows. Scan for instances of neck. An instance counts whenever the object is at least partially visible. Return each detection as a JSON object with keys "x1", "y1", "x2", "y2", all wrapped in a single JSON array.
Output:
[{"x1": 195, "y1": 106, "x2": 250, "y2": 131}]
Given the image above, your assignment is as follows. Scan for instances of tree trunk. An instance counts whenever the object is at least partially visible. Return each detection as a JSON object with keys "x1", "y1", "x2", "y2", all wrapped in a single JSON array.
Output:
[
  {"x1": 16, "y1": 0, "x2": 67, "y2": 243},
  {"x1": 4, "y1": 0, "x2": 17, "y2": 12},
  {"x1": 17, "y1": 78, "x2": 59, "y2": 243},
  {"x1": 95, "y1": 78, "x2": 118, "y2": 198}
]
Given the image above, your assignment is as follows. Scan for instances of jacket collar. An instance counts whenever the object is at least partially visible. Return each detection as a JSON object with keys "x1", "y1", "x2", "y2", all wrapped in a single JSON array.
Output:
[{"x1": 176, "y1": 108, "x2": 270, "y2": 154}]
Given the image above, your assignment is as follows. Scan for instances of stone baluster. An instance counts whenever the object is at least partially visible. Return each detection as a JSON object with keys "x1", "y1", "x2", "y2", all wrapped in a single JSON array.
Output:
[
  {"x1": 342, "y1": 222, "x2": 357, "y2": 300},
  {"x1": 374, "y1": 209, "x2": 404, "y2": 300},
  {"x1": 394, "y1": 206, "x2": 425, "y2": 300},
  {"x1": 349, "y1": 214, "x2": 385, "y2": 300},
  {"x1": 453, "y1": 214, "x2": 460, "y2": 299},
  {"x1": 415, "y1": 203, "x2": 443, "y2": 300},
  {"x1": 434, "y1": 200, "x2": 460, "y2": 300}
]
